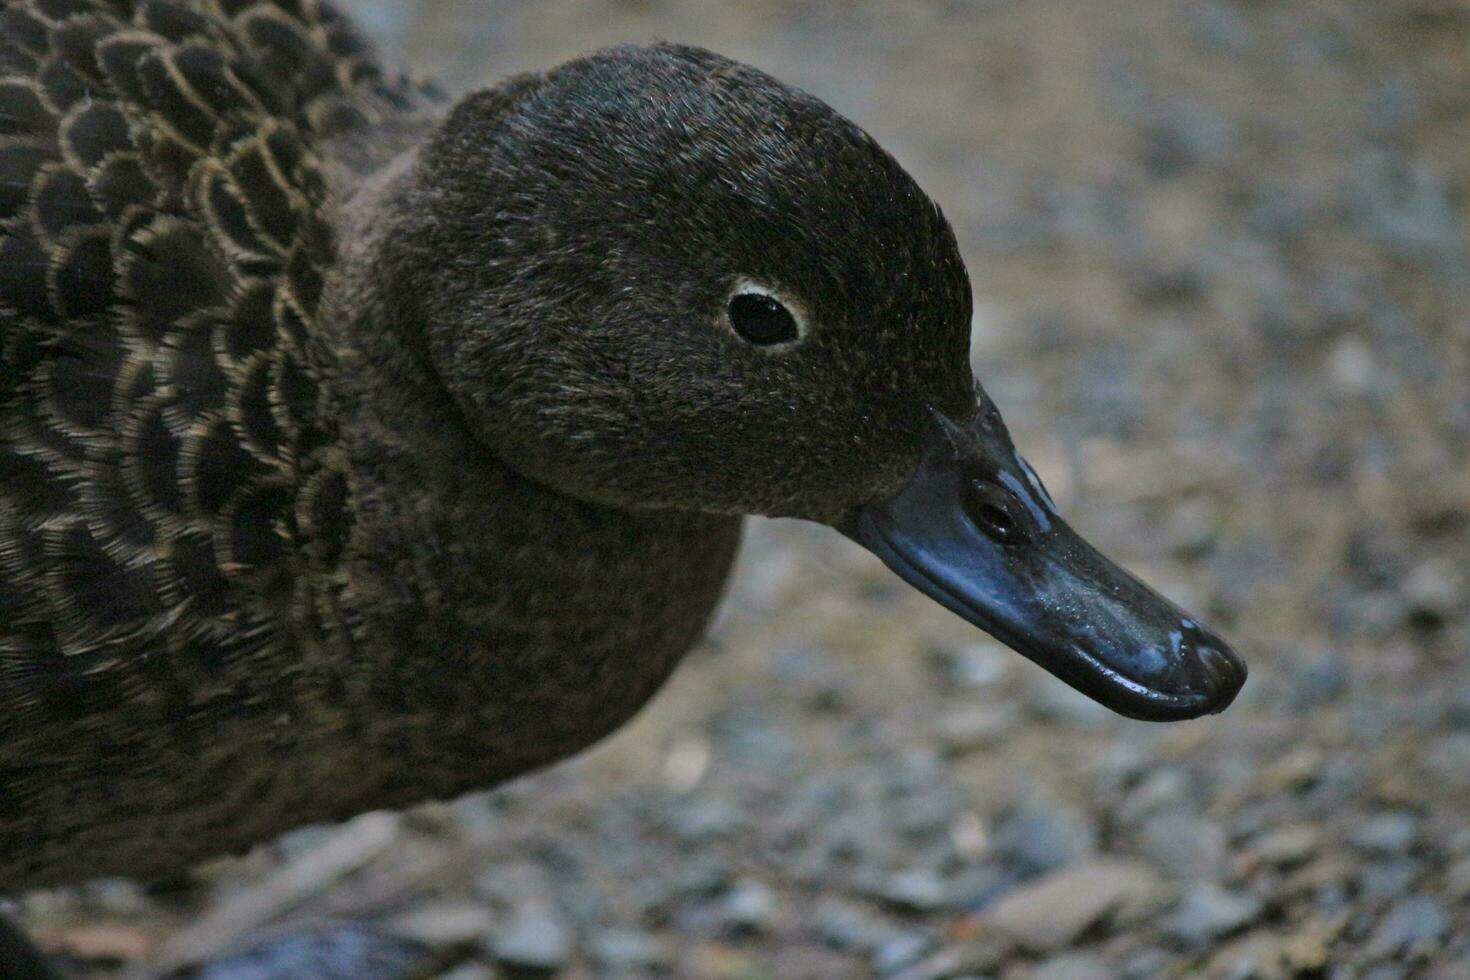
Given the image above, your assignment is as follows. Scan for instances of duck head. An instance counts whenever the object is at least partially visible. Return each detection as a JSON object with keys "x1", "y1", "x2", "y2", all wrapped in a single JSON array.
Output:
[{"x1": 398, "y1": 43, "x2": 1245, "y2": 721}]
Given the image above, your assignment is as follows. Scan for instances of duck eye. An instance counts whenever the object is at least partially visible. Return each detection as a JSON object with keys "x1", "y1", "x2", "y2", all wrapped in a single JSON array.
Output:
[{"x1": 728, "y1": 292, "x2": 799, "y2": 345}]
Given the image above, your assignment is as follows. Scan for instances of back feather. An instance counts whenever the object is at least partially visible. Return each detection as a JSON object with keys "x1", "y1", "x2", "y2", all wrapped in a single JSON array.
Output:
[{"x1": 0, "y1": 0, "x2": 436, "y2": 734}]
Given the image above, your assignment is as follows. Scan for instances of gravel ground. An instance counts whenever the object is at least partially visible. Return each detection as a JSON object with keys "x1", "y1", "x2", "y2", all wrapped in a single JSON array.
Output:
[{"x1": 17, "y1": 1, "x2": 1470, "y2": 977}]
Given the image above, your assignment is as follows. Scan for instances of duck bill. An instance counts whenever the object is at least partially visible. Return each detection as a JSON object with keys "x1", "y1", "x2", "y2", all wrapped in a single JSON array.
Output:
[{"x1": 841, "y1": 408, "x2": 1246, "y2": 721}]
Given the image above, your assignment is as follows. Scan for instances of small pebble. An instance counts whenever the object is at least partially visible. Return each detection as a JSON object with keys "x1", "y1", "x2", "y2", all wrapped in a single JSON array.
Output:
[
  {"x1": 871, "y1": 930, "x2": 933, "y2": 975},
  {"x1": 387, "y1": 902, "x2": 497, "y2": 946},
  {"x1": 1116, "y1": 768, "x2": 1191, "y2": 823},
  {"x1": 1030, "y1": 952, "x2": 1116, "y2": 980},
  {"x1": 1367, "y1": 896, "x2": 1448, "y2": 959},
  {"x1": 938, "y1": 704, "x2": 1019, "y2": 753},
  {"x1": 716, "y1": 879, "x2": 775, "y2": 932},
  {"x1": 1165, "y1": 883, "x2": 1263, "y2": 946},
  {"x1": 1139, "y1": 812, "x2": 1228, "y2": 880},
  {"x1": 588, "y1": 928, "x2": 664, "y2": 969},
  {"x1": 936, "y1": 642, "x2": 1011, "y2": 689},
  {"x1": 812, "y1": 897, "x2": 893, "y2": 952},
  {"x1": 991, "y1": 802, "x2": 1097, "y2": 875},
  {"x1": 1358, "y1": 858, "x2": 1422, "y2": 897},
  {"x1": 184, "y1": 927, "x2": 429, "y2": 980},
  {"x1": 1250, "y1": 823, "x2": 1323, "y2": 868},
  {"x1": 872, "y1": 868, "x2": 950, "y2": 912},
  {"x1": 1446, "y1": 857, "x2": 1470, "y2": 901},
  {"x1": 488, "y1": 904, "x2": 574, "y2": 973},
  {"x1": 984, "y1": 859, "x2": 1165, "y2": 953},
  {"x1": 432, "y1": 965, "x2": 496, "y2": 980},
  {"x1": 1350, "y1": 811, "x2": 1420, "y2": 856}
]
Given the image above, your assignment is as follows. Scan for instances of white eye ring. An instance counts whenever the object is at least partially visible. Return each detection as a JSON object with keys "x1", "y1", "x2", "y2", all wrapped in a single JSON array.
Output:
[{"x1": 726, "y1": 281, "x2": 807, "y2": 347}]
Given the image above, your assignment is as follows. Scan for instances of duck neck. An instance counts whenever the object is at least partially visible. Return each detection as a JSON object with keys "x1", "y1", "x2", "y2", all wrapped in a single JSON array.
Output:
[{"x1": 317, "y1": 143, "x2": 741, "y2": 781}]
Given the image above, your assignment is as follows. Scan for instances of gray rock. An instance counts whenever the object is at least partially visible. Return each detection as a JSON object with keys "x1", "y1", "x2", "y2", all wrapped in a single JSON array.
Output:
[
  {"x1": 716, "y1": 879, "x2": 776, "y2": 932},
  {"x1": 891, "y1": 938, "x2": 1012, "y2": 980},
  {"x1": 871, "y1": 930, "x2": 933, "y2": 975},
  {"x1": 1447, "y1": 856, "x2": 1470, "y2": 901},
  {"x1": 1139, "y1": 812, "x2": 1228, "y2": 880},
  {"x1": 665, "y1": 797, "x2": 742, "y2": 842},
  {"x1": 187, "y1": 927, "x2": 429, "y2": 980},
  {"x1": 984, "y1": 859, "x2": 1166, "y2": 953},
  {"x1": 1116, "y1": 768, "x2": 1191, "y2": 824},
  {"x1": 937, "y1": 704, "x2": 1019, "y2": 753},
  {"x1": 1362, "y1": 966, "x2": 1409, "y2": 980},
  {"x1": 871, "y1": 868, "x2": 950, "y2": 912},
  {"x1": 771, "y1": 645, "x2": 850, "y2": 711},
  {"x1": 1031, "y1": 953, "x2": 1116, "y2": 980},
  {"x1": 1367, "y1": 896, "x2": 1448, "y2": 959},
  {"x1": 1249, "y1": 823, "x2": 1323, "y2": 869},
  {"x1": 947, "y1": 864, "x2": 1015, "y2": 910},
  {"x1": 1118, "y1": 948, "x2": 1171, "y2": 980},
  {"x1": 1165, "y1": 883, "x2": 1263, "y2": 946},
  {"x1": 1359, "y1": 858, "x2": 1423, "y2": 898},
  {"x1": 935, "y1": 642, "x2": 1011, "y2": 689},
  {"x1": 588, "y1": 928, "x2": 663, "y2": 969},
  {"x1": 991, "y1": 802, "x2": 1098, "y2": 875},
  {"x1": 1349, "y1": 151, "x2": 1468, "y2": 273},
  {"x1": 1191, "y1": 0, "x2": 1250, "y2": 51},
  {"x1": 489, "y1": 904, "x2": 574, "y2": 973},
  {"x1": 1350, "y1": 811, "x2": 1420, "y2": 856},
  {"x1": 1423, "y1": 734, "x2": 1470, "y2": 789},
  {"x1": 432, "y1": 965, "x2": 497, "y2": 980},
  {"x1": 812, "y1": 897, "x2": 893, "y2": 952},
  {"x1": 1289, "y1": 652, "x2": 1348, "y2": 708},
  {"x1": 1142, "y1": 100, "x2": 1238, "y2": 177},
  {"x1": 387, "y1": 901, "x2": 497, "y2": 946}
]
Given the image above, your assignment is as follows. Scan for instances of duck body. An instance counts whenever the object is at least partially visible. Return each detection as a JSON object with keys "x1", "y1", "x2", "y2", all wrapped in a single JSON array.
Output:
[
  {"x1": 0, "y1": 0, "x2": 743, "y2": 887},
  {"x1": 0, "y1": 0, "x2": 1245, "y2": 897}
]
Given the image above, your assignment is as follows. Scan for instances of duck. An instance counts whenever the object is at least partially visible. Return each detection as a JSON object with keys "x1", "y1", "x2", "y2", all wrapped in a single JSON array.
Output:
[{"x1": 0, "y1": 0, "x2": 1246, "y2": 966}]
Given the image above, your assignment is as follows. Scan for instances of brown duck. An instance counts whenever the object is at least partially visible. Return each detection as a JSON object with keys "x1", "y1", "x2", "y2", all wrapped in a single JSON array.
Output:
[{"x1": 0, "y1": 0, "x2": 1244, "y2": 939}]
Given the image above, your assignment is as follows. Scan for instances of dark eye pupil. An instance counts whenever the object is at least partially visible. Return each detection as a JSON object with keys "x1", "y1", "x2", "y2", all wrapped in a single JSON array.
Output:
[{"x1": 729, "y1": 293, "x2": 798, "y2": 345}]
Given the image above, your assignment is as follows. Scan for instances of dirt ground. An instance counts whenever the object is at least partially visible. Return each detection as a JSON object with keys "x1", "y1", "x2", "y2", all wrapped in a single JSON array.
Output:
[{"x1": 18, "y1": 1, "x2": 1470, "y2": 978}]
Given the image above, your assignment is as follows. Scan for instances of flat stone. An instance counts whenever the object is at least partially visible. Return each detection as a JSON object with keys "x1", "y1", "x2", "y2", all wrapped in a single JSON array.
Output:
[
  {"x1": 1250, "y1": 824, "x2": 1322, "y2": 868},
  {"x1": 892, "y1": 937, "x2": 1012, "y2": 979},
  {"x1": 1165, "y1": 883, "x2": 1263, "y2": 946},
  {"x1": 936, "y1": 642, "x2": 1011, "y2": 689},
  {"x1": 1116, "y1": 768, "x2": 1191, "y2": 823},
  {"x1": 716, "y1": 879, "x2": 776, "y2": 932},
  {"x1": 937, "y1": 704, "x2": 1019, "y2": 753},
  {"x1": 1366, "y1": 896, "x2": 1448, "y2": 958},
  {"x1": 1350, "y1": 811, "x2": 1420, "y2": 856},
  {"x1": 1031, "y1": 952, "x2": 1116, "y2": 980},
  {"x1": 1278, "y1": 920, "x2": 1335, "y2": 973},
  {"x1": 1204, "y1": 932, "x2": 1288, "y2": 980},
  {"x1": 871, "y1": 930, "x2": 932, "y2": 975},
  {"x1": 812, "y1": 897, "x2": 893, "y2": 952},
  {"x1": 488, "y1": 904, "x2": 574, "y2": 973},
  {"x1": 991, "y1": 802, "x2": 1098, "y2": 875},
  {"x1": 1446, "y1": 856, "x2": 1470, "y2": 900},
  {"x1": 387, "y1": 901, "x2": 497, "y2": 946},
  {"x1": 432, "y1": 965, "x2": 497, "y2": 980},
  {"x1": 588, "y1": 927, "x2": 664, "y2": 969},
  {"x1": 871, "y1": 868, "x2": 950, "y2": 912},
  {"x1": 1140, "y1": 812, "x2": 1228, "y2": 880},
  {"x1": 189, "y1": 927, "x2": 428, "y2": 980},
  {"x1": 983, "y1": 859, "x2": 1166, "y2": 953}
]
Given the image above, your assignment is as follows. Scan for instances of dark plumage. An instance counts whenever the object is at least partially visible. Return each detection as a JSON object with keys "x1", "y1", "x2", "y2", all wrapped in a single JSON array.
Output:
[{"x1": 0, "y1": 0, "x2": 1244, "y2": 904}]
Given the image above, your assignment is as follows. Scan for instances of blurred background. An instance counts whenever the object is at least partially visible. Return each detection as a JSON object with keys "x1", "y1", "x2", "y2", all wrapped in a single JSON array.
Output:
[{"x1": 27, "y1": 0, "x2": 1470, "y2": 977}]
